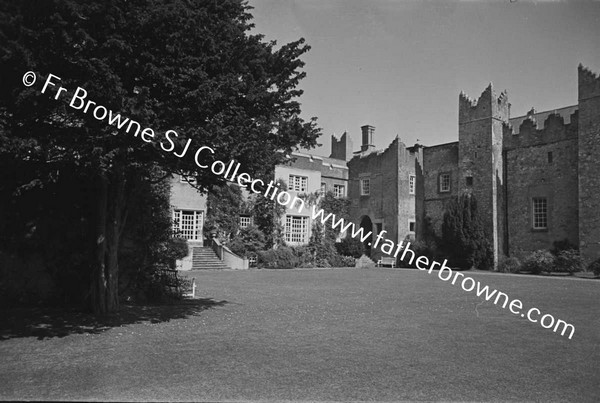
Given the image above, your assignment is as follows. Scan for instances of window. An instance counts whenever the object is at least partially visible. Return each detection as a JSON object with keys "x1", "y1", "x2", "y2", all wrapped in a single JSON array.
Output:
[
  {"x1": 548, "y1": 151, "x2": 553, "y2": 164},
  {"x1": 180, "y1": 174, "x2": 195, "y2": 184},
  {"x1": 439, "y1": 173, "x2": 451, "y2": 193},
  {"x1": 466, "y1": 176, "x2": 473, "y2": 186},
  {"x1": 532, "y1": 198, "x2": 548, "y2": 229},
  {"x1": 239, "y1": 215, "x2": 252, "y2": 229},
  {"x1": 333, "y1": 184, "x2": 345, "y2": 198},
  {"x1": 173, "y1": 210, "x2": 203, "y2": 240},
  {"x1": 285, "y1": 215, "x2": 309, "y2": 243},
  {"x1": 409, "y1": 221, "x2": 416, "y2": 232},
  {"x1": 320, "y1": 182, "x2": 326, "y2": 194},
  {"x1": 409, "y1": 175, "x2": 416, "y2": 194},
  {"x1": 360, "y1": 178, "x2": 370, "y2": 196},
  {"x1": 288, "y1": 175, "x2": 308, "y2": 192}
]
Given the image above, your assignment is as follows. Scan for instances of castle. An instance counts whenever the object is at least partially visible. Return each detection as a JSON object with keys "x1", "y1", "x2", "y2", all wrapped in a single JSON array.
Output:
[
  {"x1": 275, "y1": 65, "x2": 600, "y2": 265},
  {"x1": 170, "y1": 65, "x2": 600, "y2": 268}
]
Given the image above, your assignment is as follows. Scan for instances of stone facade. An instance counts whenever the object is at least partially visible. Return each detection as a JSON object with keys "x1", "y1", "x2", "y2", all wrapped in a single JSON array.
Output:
[
  {"x1": 283, "y1": 65, "x2": 600, "y2": 266},
  {"x1": 577, "y1": 66, "x2": 600, "y2": 262},
  {"x1": 170, "y1": 65, "x2": 600, "y2": 266},
  {"x1": 347, "y1": 127, "x2": 418, "y2": 261},
  {"x1": 420, "y1": 142, "x2": 459, "y2": 236},
  {"x1": 170, "y1": 175, "x2": 207, "y2": 270},
  {"x1": 274, "y1": 145, "x2": 349, "y2": 246}
]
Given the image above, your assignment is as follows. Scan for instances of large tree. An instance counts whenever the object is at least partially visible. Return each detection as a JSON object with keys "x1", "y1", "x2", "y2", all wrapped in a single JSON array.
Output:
[{"x1": 0, "y1": 0, "x2": 320, "y2": 313}]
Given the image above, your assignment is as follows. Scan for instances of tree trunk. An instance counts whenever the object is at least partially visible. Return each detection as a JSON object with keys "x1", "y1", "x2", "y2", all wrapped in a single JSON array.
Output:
[
  {"x1": 90, "y1": 158, "x2": 128, "y2": 315},
  {"x1": 90, "y1": 173, "x2": 108, "y2": 314}
]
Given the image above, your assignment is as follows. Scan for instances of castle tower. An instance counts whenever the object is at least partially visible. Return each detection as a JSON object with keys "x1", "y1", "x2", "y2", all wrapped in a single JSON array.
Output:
[
  {"x1": 577, "y1": 65, "x2": 600, "y2": 263},
  {"x1": 330, "y1": 132, "x2": 354, "y2": 161},
  {"x1": 458, "y1": 85, "x2": 510, "y2": 268}
]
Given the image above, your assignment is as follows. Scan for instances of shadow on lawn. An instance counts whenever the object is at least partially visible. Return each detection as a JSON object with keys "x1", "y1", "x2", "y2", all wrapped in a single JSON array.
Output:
[{"x1": 0, "y1": 298, "x2": 227, "y2": 341}]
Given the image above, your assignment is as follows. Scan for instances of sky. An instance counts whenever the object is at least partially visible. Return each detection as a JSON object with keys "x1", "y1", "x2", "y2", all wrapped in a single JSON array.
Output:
[{"x1": 248, "y1": 0, "x2": 600, "y2": 156}]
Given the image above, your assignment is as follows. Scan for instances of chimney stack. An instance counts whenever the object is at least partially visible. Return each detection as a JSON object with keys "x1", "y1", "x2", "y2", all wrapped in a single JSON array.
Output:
[{"x1": 360, "y1": 125, "x2": 375, "y2": 152}]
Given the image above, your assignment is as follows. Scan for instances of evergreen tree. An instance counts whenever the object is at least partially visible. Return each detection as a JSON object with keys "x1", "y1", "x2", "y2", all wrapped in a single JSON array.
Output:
[
  {"x1": 441, "y1": 194, "x2": 493, "y2": 270},
  {"x1": 0, "y1": 0, "x2": 320, "y2": 313}
]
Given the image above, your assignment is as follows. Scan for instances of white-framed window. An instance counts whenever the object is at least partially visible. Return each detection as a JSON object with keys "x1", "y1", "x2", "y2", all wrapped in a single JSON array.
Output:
[
  {"x1": 532, "y1": 197, "x2": 548, "y2": 229},
  {"x1": 320, "y1": 182, "x2": 327, "y2": 194},
  {"x1": 285, "y1": 215, "x2": 309, "y2": 243},
  {"x1": 180, "y1": 173, "x2": 196, "y2": 184},
  {"x1": 333, "y1": 184, "x2": 345, "y2": 198},
  {"x1": 360, "y1": 178, "x2": 370, "y2": 196},
  {"x1": 439, "y1": 173, "x2": 450, "y2": 193},
  {"x1": 173, "y1": 210, "x2": 203, "y2": 240},
  {"x1": 409, "y1": 175, "x2": 416, "y2": 195},
  {"x1": 409, "y1": 220, "x2": 416, "y2": 232},
  {"x1": 288, "y1": 175, "x2": 308, "y2": 192},
  {"x1": 239, "y1": 215, "x2": 252, "y2": 229}
]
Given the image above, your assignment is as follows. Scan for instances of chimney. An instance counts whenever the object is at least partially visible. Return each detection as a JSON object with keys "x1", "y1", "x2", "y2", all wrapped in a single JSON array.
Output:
[{"x1": 361, "y1": 125, "x2": 375, "y2": 152}]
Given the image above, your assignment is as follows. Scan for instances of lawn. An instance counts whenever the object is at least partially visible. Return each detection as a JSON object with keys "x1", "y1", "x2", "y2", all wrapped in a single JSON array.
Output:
[{"x1": 1, "y1": 268, "x2": 599, "y2": 402}]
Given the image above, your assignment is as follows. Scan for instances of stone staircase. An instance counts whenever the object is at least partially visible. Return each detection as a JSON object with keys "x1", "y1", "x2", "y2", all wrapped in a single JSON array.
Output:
[{"x1": 191, "y1": 246, "x2": 230, "y2": 270}]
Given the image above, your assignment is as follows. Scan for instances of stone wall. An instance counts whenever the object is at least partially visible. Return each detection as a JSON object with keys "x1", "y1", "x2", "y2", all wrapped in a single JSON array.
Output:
[
  {"x1": 275, "y1": 151, "x2": 349, "y2": 246},
  {"x1": 578, "y1": 65, "x2": 600, "y2": 263},
  {"x1": 170, "y1": 176, "x2": 207, "y2": 212},
  {"x1": 348, "y1": 138, "x2": 403, "y2": 259},
  {"x1": 505, "y1": 138, "x2": 579, "y2": 257},
  {"x1": 422, "y1": 142, "x2": 459, "y2": 235},
  {"x1": 330, "y1": 132, "x2": 354, "y2": 161},
  {"x1": 504, "y1": 103, "x2": 580, "y2": 256},
  {"x1": 396, "y1": 144, "x2": 418, "y2": 243},
  {"x1": 457, "y1": 85, "x2": 509, "y2": 265}
]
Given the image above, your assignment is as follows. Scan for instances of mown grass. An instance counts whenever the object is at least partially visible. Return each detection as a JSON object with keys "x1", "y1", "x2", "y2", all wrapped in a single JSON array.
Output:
[{"x1": 1, "y1": 268, "x2": 599, "y2": 402}]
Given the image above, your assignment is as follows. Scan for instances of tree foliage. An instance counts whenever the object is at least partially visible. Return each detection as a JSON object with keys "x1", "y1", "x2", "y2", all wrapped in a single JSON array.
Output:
[
  {"x1": 0, "y1": 0, "x2": 321, "y2": 313},
  {"x1": 306, "y1": 191, "x2": 350, "y2": 265},
  {"x1": 441, "y1": 194, "x2": 493, "y2": 270},
  {"x1": 205, "y1": 184, "x2": 244, "y2": 242},
  {"x1": 252, "y1": 177, "x2": 287, "y2": 248}
]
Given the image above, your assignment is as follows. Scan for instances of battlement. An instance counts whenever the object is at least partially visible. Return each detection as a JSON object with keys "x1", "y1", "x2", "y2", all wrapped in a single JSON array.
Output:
[
  {"x1": 330, "y1": 131, "x2": 353, "y2": 161},
  {"x1": 503, "y1": 106, "x2": 578, "y2": 149},
  {"x1": 579, "y1": 64, "x2": 600, "y2": 101},
  {"x1": 459, "y1": 84, "x2": 510, "y2": 123}
]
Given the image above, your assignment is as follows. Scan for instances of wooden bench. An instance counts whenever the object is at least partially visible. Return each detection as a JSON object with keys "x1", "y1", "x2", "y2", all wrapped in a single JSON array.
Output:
[
  {"x1": 377, "y1": 257, "x2": 396, "y2": 268},
  {"x1": 156, "y1": 267, "x2": 196, "y2": 298},
  {"x1": 180, "y1": 277, "x2": 196, "y2": 299}
]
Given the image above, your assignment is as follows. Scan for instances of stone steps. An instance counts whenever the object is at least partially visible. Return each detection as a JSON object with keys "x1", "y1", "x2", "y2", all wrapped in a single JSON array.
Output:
[{"x1": 191, "y1": 247, "x2": 230, "y2": 270}]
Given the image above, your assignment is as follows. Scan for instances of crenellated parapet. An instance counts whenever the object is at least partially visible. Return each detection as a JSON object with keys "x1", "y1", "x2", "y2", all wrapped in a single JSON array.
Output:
[
  {"x1": 330, "y1": 131, "x2": 353, "y2": 161},
  {"x1": 503, "y1": 106, "x2": 579, "y2": 150},
  {"x1": 579, "y1": 64, "x2": 600, "y2": 101},
  {"x1": 459, "y1": 85, "x2": 491, "y2": 122},
  {"x1": 459, "y1": 84, "x2": 510, "y2": 123}
]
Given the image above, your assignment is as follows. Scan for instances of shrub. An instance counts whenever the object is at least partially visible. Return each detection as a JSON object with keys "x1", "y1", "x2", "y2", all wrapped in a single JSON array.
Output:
[
  {"x1": 229, "y1": 225, "x2": 266, "y2": 257},
  {"x1": 335, "y1": 237, "x2": 365, "y2": 258},
  {"x1": 396, "y1": 240, "x2": 439, "y2": 268},
  {"x1": 497, "y1": 256, "x2": 521, "y2": 273},
  {"x1": 165, "y1": 237, "x2": 189, "y2": 260},
  {"x1": 292, "y1": 245, "x2": 315, "y2": 267},
  {"x1": 521, "y1": 250, "x2": 555, "y2": 274},
  {"x1": 257, "y1": 247, "x2": 298, "y2": 269},
  {"x1": 328, "y1": 254, "x2": 356, "y2": 267},
  {"x1": 554, "y1": 249, "x2": 583, "y2": 275},
  {"x1": 550, "y1": 238, "x2": 578, "y2": 256},
  {"x1": 588, "y1": 258, "x2": 600, "y2": 276}
]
